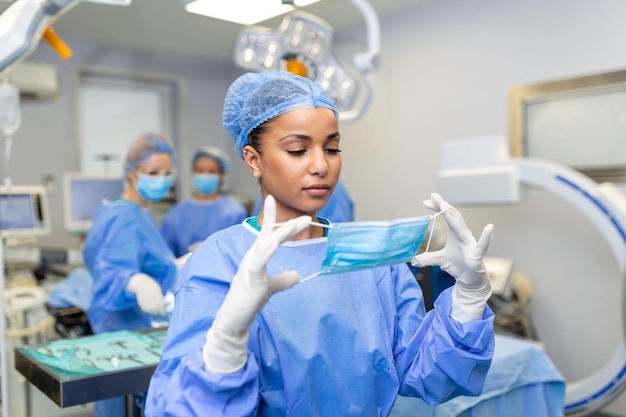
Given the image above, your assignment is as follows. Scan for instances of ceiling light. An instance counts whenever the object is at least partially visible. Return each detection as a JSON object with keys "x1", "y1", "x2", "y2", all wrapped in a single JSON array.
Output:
[
  {"x1": 184, "y1": 0, "x2": 322, "y2": 26},
  {"x1": 83, "y1": 0, "x2": 132, "y2": 4},
  {"x1": 234, "y1": 12, "x2": 357, "y2": 110},
  {"x1": 233, "y1": 0, "x2": 380, "y2": 121}
]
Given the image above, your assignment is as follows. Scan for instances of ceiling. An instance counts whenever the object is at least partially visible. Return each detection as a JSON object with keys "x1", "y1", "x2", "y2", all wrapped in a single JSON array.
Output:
[{"x1": 0, "y1": 0, "x2": 432, "y2": 64}]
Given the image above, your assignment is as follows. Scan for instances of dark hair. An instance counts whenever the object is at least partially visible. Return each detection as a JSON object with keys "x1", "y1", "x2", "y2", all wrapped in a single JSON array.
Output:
[{"x1": 247, "y1": 117, "x2": 276, "y2": 156}]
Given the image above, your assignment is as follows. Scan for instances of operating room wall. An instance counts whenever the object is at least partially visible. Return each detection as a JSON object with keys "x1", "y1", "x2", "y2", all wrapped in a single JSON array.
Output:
[
  {"x1": 336, "y1": 0, "x2": 626, "y2": 414},
  {"x1": 7, "y1": 40, "x2": 254, "y2": 251}
]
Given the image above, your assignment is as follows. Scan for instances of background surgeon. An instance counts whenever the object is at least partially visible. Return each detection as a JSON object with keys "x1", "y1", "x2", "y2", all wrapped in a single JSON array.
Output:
[
  {"x1": 160, "y1": 146, "x2": 248, "y2": 257},
  {"x1": 83, "y1": 132, "x2": 184, "y2": 417},
  {"x1": 146, "y1": 71, "x2": 496, "y2": 416}
]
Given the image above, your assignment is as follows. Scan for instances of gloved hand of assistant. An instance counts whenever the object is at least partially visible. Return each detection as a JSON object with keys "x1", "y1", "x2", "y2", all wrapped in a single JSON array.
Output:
[
  {"x1": 126, "y1": 273, "x2": 165, "y2": 315},
  {"x1": 411, "y1": 193, "x2": 494, "y2": 322},
  {"x1": 203, "y1": 195, "x2": 312, "y2": 374}
]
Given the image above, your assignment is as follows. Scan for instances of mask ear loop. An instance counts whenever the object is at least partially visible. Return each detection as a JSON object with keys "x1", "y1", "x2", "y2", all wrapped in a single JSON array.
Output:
[
  {"x1": 299, "y1": 271, "x2": 321, "y2": 283},
  {"x1": 298, "y1": 221, "x2": 333, "y2": 283},
  {"x1": 424, "y1": 206, "x2": 450, "y2": 253},
  {"x1": 262, "y1": 221, "x2": 331, "y2": 283}
]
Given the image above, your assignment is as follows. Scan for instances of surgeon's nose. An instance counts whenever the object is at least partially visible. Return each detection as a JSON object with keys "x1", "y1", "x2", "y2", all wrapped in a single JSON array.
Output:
[{"x1": 310, "y1": 148, "x2": 328, "y2": 177}]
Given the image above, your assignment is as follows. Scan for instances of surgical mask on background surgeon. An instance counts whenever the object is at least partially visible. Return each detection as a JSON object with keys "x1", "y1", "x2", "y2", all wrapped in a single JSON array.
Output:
[
  {"x1": 192, "y1": 173, "x2": 220, "y2": 195},
  {"x1": 137, "y1": 174, "x2": 174, "y2": 202}
]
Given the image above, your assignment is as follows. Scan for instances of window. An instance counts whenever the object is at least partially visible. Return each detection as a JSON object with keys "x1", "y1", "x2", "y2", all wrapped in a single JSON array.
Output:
[
  {"x1": 509, "y1": 69, "x2": 626, "y2": 182},
  {"x1": 77, "y1": 67, "x2": 182, "y2": 177}
]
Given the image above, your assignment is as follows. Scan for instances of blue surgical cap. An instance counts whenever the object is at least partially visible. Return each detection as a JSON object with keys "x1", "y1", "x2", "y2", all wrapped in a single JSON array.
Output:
[
  {"x1": 222, "y1": 71, "x2": 338, "y2": 159},
  {"x1": 192, "y1": 146, "x2": 230, "y2": 173},
  {"x1": 124, "y1": 132, "x2": 176, "y2": 176}
]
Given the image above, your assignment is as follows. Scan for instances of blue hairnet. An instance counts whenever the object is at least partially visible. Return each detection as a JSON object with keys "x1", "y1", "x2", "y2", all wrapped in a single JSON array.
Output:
[
  {"x1": 192, "y1": 146, "x2": 230, "y2": 174},
  {"x1": 124, "y1": 132, "x2": 176, "y2": 176},
  {"x1": 222, "y1": 71, "x2": 338, "y2": 159}
]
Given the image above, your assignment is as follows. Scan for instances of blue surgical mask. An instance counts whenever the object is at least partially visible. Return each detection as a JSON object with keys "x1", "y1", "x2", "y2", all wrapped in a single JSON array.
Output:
[
  {"x1": 192, "y1": 173, "x2": 220, "y2": 195},
  {"x1": 137, "y1": 174, "x2": 174, "y2": 202},
  {"x1": 264, "y1": 209, "x2": 447, "y2": 282},
  {"x1": 318, "y1": 215, "x2": 433, "y2": 275}
]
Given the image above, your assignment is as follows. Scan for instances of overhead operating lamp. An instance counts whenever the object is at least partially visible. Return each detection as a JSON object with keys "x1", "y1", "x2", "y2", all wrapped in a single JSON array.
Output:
[
  {"x1": 184, "y1": 0, "x2": 323, "y2": 26},
  {"x1": 0, "y1": 2, "x2": 131, "y2": 416},
  {"x1": 438, "y1": 136, "x2": 626, "y2": 416},
  {"x1": 233, "y1": 0, "x2": 380, "y2": 122}
]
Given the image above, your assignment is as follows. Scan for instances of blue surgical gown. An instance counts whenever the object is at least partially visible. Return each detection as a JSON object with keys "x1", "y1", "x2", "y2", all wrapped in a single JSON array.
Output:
[
  {"x1": 83, "y1": 199, "x2": 178, "y2": 334},
  {"x1": 145, "y1": 221, "x2": 495, "y2": 417},
  {"x1": 253, "y1": 179, "x2": 354, "y2": 222},
  {"x1": 161, "y1": 196, "x2": 248, "y2": 257}
]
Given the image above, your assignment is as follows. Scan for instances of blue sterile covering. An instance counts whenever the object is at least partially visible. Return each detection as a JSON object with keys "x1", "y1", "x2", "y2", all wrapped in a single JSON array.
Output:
[
  {"x1": 389, "y1": 334, "x2": 565, "y2": 417},
  {"x1": 21, "y1": 329, "x2": 167, "y2": 378}
]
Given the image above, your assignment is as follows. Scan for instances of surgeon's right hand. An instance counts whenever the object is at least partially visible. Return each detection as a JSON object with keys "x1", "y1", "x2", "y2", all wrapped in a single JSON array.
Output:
[{"x1": 203, "y1": 195, "x2": 311, "y2": 374}]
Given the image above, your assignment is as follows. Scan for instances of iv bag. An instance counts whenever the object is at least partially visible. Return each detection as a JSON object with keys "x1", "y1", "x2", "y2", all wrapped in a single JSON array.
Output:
[{"x1": 0, "y1": 83, "x2": 21, "y2": 137}]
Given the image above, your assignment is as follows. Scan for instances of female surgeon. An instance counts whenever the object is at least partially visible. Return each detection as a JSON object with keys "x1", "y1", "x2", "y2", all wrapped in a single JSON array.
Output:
[
  {"x1": 146, "y1": 71, "x2": 495, "y2": 417},
  {"x1": 160, "y1": 146, "x2": 248, "y2": 257},
  {"x1": 83, "y1": 132, "x2": 185, "y2": 417}
]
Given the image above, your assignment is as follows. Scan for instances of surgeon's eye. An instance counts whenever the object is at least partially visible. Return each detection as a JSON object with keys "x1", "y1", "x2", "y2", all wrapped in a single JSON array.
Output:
[{"x1": 143, "y1": 168, "x2": 176, "y2": 176}]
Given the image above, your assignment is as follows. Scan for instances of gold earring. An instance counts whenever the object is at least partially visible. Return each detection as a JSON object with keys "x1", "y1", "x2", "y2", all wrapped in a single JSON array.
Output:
[{"x1": 253, "y1": 171, "x2": 260, "y2": 178}]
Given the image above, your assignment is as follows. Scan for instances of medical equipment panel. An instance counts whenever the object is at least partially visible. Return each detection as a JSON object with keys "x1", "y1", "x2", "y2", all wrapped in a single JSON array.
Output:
[
  {"x1": 63, "y1": 173, "x2": 124, "y2": 234},
  {"x1": 0, "y1": 185, "x2": 50, "y2": 238}
]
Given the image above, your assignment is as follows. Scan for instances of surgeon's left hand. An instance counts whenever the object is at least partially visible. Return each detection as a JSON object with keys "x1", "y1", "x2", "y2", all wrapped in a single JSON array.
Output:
[{"x1": 411, "y1": 193, "x2": 494, "y2": 322}]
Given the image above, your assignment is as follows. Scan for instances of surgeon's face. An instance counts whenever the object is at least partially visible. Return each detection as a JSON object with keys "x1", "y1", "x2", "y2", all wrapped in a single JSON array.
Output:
[
  {"x1": 194, "y1": 157, "x2": 222, "y2": 176},
  {"x1": 247, "y1": 107, "x2": 341, "y2": 223},
  {"x1": 124, "y1": 152, "x2": 175, "y2": 205}
]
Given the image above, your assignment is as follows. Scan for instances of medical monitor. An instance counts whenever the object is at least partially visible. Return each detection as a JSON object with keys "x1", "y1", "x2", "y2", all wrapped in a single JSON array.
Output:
[
  {"x1": 63, "y1": 173, "x2": 125, "y2": 234},
  {"x1": 0, "y1": 185, "x2": 51, "y2": 238}
]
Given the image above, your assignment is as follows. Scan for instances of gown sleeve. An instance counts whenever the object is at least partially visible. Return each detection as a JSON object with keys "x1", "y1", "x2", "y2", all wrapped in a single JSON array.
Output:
[
  {"x1": 88, "y1": 209, "x2": 145, "y2": 311},
  {"x1": 392, "y1": 266, "x2": 495, "y2": 405}
]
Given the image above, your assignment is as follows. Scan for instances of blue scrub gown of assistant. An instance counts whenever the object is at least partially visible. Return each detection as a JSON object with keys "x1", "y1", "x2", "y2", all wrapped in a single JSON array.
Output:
[
  {"x1": 145, "y1": 220, "x2": 495, "y2": 417},
  {"x1": 160, "y1": 196, "x2": 248, "y2": 257},
  {"x1": 83, "y1": 199, "x2": 179, "y2": 417}
]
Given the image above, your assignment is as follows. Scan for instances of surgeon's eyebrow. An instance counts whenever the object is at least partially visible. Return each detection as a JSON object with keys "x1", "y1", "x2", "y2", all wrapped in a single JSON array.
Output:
[
  {"x1": 278, "y1": 132, "x2": 341, "y2": 142},
  {"x1": 326, "y1": 132, "x2": 341, "y2": 142}
]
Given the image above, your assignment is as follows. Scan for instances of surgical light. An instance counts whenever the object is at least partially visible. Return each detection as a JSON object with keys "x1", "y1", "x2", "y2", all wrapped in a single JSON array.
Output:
[
  {"x1": 233, "y1": 0, "x2": 380, "y2": 122},
  {"x1": 184, "y1": 0, "x2": 323, "y2": 26}
]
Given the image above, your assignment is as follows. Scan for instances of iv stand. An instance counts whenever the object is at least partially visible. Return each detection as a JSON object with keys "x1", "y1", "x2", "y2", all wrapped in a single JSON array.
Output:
[{"x1": 0, "y1": 242, "x2": 7, "y2": 417}]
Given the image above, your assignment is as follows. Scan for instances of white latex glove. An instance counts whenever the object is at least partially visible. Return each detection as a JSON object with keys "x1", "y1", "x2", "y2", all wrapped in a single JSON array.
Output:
[
  {"x1": 203, "y1": 195, "x2": 312, "y2": 374},
  {"x1": 411, "y1": 193, "x2": 494, "y2": 322},
  {"x1": 126, "y1": 273, "x2": 165, "y2": 315}
]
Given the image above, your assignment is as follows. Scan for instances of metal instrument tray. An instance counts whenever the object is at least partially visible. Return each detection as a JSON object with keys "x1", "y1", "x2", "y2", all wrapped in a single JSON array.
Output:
[{"x1": 14, "y1": 328, "x2": 166, "y2": 407}]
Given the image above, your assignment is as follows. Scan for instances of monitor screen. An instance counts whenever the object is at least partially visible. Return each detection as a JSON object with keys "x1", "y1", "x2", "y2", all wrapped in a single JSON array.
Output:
[
  {"x1": 0, "y1": 185, "x2": 50, "y2": 238},
  {"x1": 63, "y1": 173, "x2": 125, "y2": 233}
]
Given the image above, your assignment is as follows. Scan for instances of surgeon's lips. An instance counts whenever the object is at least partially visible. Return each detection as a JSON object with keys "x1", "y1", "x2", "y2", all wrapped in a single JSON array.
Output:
[{"x1": 303, "y1": 184, "x2": 331, "y2": 197}]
